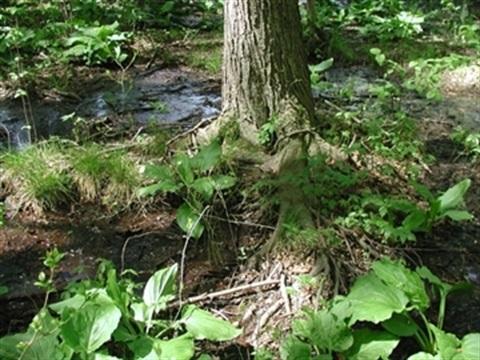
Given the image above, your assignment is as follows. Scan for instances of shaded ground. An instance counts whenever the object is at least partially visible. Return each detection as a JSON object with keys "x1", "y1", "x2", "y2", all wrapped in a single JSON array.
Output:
[{"x1": 0, "y1": 63, "x2": 479, "y2": 358}]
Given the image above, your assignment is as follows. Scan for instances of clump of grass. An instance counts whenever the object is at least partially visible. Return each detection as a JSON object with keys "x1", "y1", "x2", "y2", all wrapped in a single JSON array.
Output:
[
  {"x1": 1, "y1": 142, "x2": 73, "y2": 213},
  {"x1": 187, "y1": 46, "x2": 223, "y2": 74},
  {"x1": 102, "y1": 150, "x2": 140, "y2": 208},
  {"x1": 68, "y1": 144, "x2": 140, "y2": 208},
  {"x1": 0, "y1": 140, "x2": 141, "y2": 213},
  {"x1": 69, "y1": 144, "x2": 105, "y2": 202}
]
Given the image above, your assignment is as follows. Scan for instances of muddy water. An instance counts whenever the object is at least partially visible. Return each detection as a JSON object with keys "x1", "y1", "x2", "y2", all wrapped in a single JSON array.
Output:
[{"x1": 0, "y1": 68, "x2": 221, "y2": 148}]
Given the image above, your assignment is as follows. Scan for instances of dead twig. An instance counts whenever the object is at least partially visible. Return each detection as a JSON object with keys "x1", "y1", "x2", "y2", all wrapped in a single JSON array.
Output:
[
  {"x1": 179, "y1": 278, "x2": 279, "y2": 306},
  {"x1": 253, "y1": 299, "x2": 284, "y2": 346},
  {"x1": 166, "y1": 116, "x2": 216, "y2": 148},
  {"x1": 280, "y1": 273, "x2": 291, "y2": 313}
]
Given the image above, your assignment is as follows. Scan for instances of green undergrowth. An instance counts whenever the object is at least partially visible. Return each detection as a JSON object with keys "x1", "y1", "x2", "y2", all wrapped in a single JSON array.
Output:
[
  {"x1": 0, "y1": 249, "x2": 241, "y2": 359},
  {"x1": 279, "y1": 257, "x2": 479, "y2": 360}
]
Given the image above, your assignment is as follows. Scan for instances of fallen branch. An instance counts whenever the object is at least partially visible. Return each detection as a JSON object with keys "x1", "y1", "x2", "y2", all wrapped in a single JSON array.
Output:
[{"x1": 179, "y1": 278, "x2": 279, "y2": 305}]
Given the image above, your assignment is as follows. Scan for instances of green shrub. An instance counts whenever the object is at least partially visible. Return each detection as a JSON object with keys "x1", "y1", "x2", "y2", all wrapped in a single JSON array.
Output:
[
  {"x1": 0, "y1": 249, "x2": 241, "y2": 359},
  {"x1": 281, "y1": 257, "x2": 478, "y2": 360}
]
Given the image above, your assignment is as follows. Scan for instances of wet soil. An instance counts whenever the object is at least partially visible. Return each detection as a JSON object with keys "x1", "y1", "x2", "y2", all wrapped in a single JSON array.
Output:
[{"x1": 0, "y1": 63, "x2": 479, "y2": 357}]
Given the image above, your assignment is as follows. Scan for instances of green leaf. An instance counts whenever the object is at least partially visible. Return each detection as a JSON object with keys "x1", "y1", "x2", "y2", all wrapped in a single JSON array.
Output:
[
  {"x1": 310, "y1": 58, "x2": 334, "y2": 73},
  {"x1": 212, "y1": 174, "x2": 236, "y2": 190},
  {"x1": 50, "y1": 294, "x2": 87, "y2": 314},
  {"x1": 442, "y1": 209, "x2": 473, "y2": 221},
  {"x1": 438, "y1": 179, "x2": 471, "y2": 212},
  {"x1": 411, "y1": 180, "x2": 435, "y2": 203},
  {"x1": 174, "y1": 153, "x2": 195, "y2": 185},
  {"x1": 192, "y1": 177, "x2": 215, "y2": 201},
  {"x1": 407, "y1": 352, "x2": 439, "y2": 360},
  {"x1": 416, "y1": 266, "x2": 445, "y2": 288},
  {"x1": 453, "y1": 333, "x2": 480, "y2": 360},
  {"x1": 153, "y1": 334, "x2": 195, "y2": 360},
  {"x1": 176, "y1": 203, "x2": 204, "y2": 239},
  {"x1": 192, "y1": 140, "x2": 222, "y2": 172},
  {"x1": 347, "y1": 273, "x2": 409, "y2": 325},
  {"x1": 0, "y1": 331, "x2": 62, "y2": 360},
  {"x1": 345, "y1": 329, "x2": 399, "y2": 360},
  {"x1": 280, "y1": 334, "x2": 313, "y2": 360},
  {"x1": 402, "y1": 209, "x2": 428, "y2": 232},
  {"x1": 94, "y1": 354, "x2": 122, "y2": 360},
  {"x1": 382, "y1": 313, "x2": 420, "y2": 337},
  {"x1": 429, "y1": 324, "x2": 460, "y2": 360},
  {"x1": 61, "y1": 302, "x2": 121, "y2": 354},
  {"x1": 181, "y1": 304, "x2": 242, "y2": 341},
  {"x1": 127, "y1": 335, "x2": 153, "y2": 358},
  {"x1": 142, "y1": 164, "x2": 173, "y2": 181},
  {"x1": 372, "y1": 258, "x2": 430, "y2": 310},
  {"x1": 137, "y1": 180, "x2": 181, "y2": 197},
  {"x1": 292, "y1": 308, "x2": 353, "y2": 352},
  {"x1": 0, "y1": 333, "x2": 31, "y2": 359},
  {"x1": 106, "y1": 269, "x2": 130, "y2": 316},
  {"x1": 143, "y1": 264, "x2": 177, "y2": 312}
]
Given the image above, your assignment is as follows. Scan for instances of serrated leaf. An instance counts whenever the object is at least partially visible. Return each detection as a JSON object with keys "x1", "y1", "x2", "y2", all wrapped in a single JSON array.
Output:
[
  {"x1": 61, "y1": 302, "x2": 121, "y2": 354},
  {"x1": 181, "y1": 305, "x2": 242, "y2": 341},
  {"x1": 345, "y1": 329, "x2": 399, "y2": 360},
  {"x1": 176, "y1": 203, "x2": 204, "y2": 239},
  {"x1": 347, "y1": 274, "x2": 409, "y2": 325},
  {"x1": 192, "y1": 140, "x2": 222, "y2": 172},
  {"x1": 438, "y1": 179, "x2": 471, "y2": 212}
]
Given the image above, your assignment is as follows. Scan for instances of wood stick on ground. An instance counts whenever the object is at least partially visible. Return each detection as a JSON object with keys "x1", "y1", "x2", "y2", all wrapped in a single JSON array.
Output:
[
  {"x1": 280, "y1": 273, "x2": 291, "y2": 313},
  {"x1": 253, "y1": 299, "x2": 284, "y2": 346},
  {"x1": 181, "y1": 278, "x2": 280, "y2": 305}
]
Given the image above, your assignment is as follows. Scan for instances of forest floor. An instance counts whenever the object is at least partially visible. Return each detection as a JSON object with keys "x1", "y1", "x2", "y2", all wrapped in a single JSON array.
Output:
[{"x1": 0, "y1": 39, "x2": 479, "y2": 358}]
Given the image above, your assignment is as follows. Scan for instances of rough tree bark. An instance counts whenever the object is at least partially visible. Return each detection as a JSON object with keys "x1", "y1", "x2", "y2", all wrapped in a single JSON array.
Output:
[
  {"x1": 205, "y1": 0, "x2": 318, "y2": 255},
  {"x1": 192, "y1": 0, "x2": 338, "y2": 258}
]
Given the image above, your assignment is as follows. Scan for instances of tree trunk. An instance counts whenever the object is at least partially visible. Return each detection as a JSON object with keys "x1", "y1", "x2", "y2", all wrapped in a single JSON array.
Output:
[
  {"x1": 220, "y1": 0, "x2": 317, "y2": 255},
  {"x1": 222, "y1": 0, "x2": 316, "y2": 143}
]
